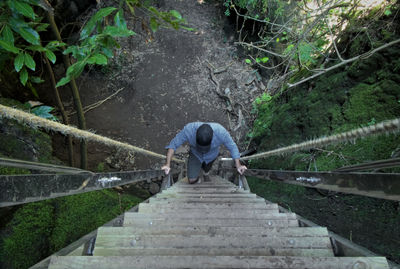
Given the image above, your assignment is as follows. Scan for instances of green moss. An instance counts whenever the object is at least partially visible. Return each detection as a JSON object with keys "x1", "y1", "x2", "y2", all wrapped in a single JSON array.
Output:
[
  {"x1": 343, "y1": 80, "x2": 400, "y2": 127},
  {"x1": 0, "y1": 201, "x2": 54, "y2": 269},
  {"x1": 49, "y1": 190, "x2": 141, "y2": 251},
  {"x1": 0, "y1": 190, "x2": 143, "y2": 269}
]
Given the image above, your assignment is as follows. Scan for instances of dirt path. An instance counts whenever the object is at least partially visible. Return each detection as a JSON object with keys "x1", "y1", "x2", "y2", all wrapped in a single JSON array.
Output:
[{"x1": 56, "y1": 0, "x2": 264, "y2": 170}]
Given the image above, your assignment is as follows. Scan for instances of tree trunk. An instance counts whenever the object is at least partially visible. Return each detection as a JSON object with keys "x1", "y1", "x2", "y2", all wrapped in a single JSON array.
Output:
[
  {"x1": 43, "y1": 54, "x2": 75, "y2": 167},
  {"x1": 45, "y1": 9, "x2": 88, "y2": 169}
]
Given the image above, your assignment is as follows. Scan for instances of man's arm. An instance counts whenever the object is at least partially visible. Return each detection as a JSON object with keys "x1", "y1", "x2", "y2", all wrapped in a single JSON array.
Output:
[
  {"x1": 161, "y1": 148, "x2": 175, "y2": 175},
  {"x1": 162, "y1": 125, "x2": 190, "y2": 174},
  {"x1": 220, "y1": 128, "x2": 247, "y2": 175},
  {"x1": 234, "y1": 158, "x2": 247, "y2": 175}
]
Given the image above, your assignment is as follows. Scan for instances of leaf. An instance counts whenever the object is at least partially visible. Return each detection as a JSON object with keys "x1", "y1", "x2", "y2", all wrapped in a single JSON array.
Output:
[
  {"x1": 31, "y1": 76, "x2": 44, "y2": 83},
  {"x1": 45, "y1": 50, "x2": 56, "y2": 64},
  {"x1": 170, "y1": 10, "x2": 182, "y2": 20},
  {"x1": 56, "y1": 76, "x2": 71, "y2": 88},
  {"x1": 384, "y1": 8, "x2": 392, "y2": 16},
  {"x1": 88, "y1": 54, "x2": 107, "y2": 65},
  {"x1": 0, "y1": 40, "x2": 19, "y2": 53},
  {"x1": 20, "y1": 67, "x2": 28, "y2": 86},
  {"x1": 10, "y1": 18, "x2": 40, "y2": 45},
  {"x1": 36, "y1": 23, "x2": 49, "y2": 32},
  {"x1": 66, "y1": 60, "x2": 87, "y2": 78},
  {"x1": 245, "y1": 59, "x2": 252, "y2": 64},
  {"x1": 26, "y1": 45, "x2": 46, "y2": 52},
  {"x1": 80, "y1": 7, "x2": 117, "y2": 40},
  {"x1": 114, "y1": 10, "x2": 127, "y2": 29},
  {"x1": 150, "y1": 17, "x2": 159, "y2": 32},
  {"x1": 103, "y1": 25, "x2": 135, "y2": 37},
  {"x1": 101, "y1": 47, "x2": 113, "y2": 58},
  {"x1": 31, "y1": 106, "x2": 57, "y2": 120},
  {"x1": 276, "y1": 37, "x2": 280, "y2": 42},
  {"x1": 45, "y1": 41, "x2": 66, "y2": 49},
  {"x1": 261, "y1": 57, "x2": 269, "y2": 63},
  {"x1": 14, "y1": 53, "x2": 24, "y2": 72},
  {"x1": 7, "y1": 0, "x2": 36, "y2": 20},
  {"x1": 24, "y1": 53, "x2": 36, "y2": 71},
  {"x1": 2, "y1": 26, "x2": 14, "y2": 44},
  {"x1": 256, "y1": 58, "x2": 261, "y2": 63}
]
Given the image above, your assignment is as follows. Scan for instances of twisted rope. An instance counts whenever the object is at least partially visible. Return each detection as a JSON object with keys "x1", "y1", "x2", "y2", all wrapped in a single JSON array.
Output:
[
  {"x1": 0, "y1": 104, "x2": 184, "y2": 163},
  {"x1": 222, "y1": 118, "x2": 400, "y2": 161}
]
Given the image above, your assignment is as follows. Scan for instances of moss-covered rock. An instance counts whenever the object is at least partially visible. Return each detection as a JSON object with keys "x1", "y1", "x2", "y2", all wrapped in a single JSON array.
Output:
[
  {"x1": 0, "y1": 98, "x2": 54, "y2": 165},
  {"x1": 0, "y1": 190, "x2": 142, "y2": 269}
]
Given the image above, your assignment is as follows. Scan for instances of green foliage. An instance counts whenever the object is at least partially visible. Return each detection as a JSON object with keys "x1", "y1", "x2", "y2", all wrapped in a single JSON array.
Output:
[
  {"x1": 31, "y1": 106, "x2": 58, "y2": 121},
  {"x1": 0, "y1": 0, "x2": 63, "y2": 91},
  {"x1": 56, "y1": 7, "x2": 135, "y2": 87}
]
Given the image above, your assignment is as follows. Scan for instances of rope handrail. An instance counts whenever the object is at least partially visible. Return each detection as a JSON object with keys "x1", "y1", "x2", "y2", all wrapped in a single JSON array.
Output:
[
  {"x1": 222, "y1": 118, "x2": 400, "y2": 161},
  {"x1": 0, "y1": 104, "x2": 184, "y2": 163}
]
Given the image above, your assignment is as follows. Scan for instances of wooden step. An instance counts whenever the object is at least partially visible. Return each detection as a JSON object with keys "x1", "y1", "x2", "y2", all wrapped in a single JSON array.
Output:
[
  {"x1": 49, "y1": 256, "x2": 389, "y2": 269},
  {"x1": 156, "y1": 193, "x2": 257, "y2": 198},
  {"x1": 138, "y1": 202, "x2": 275, "y2": 210},
  {"x1": 126, "y1": 212, "x2": 296, "y2": 220},
  {"x1": 161, "y1": 188, "x2": 249, "y2": 193},
  {"x1": 138, "y1": 207, "x2": 280, "y2": 217},
  {"x1": 123, "y1": 216, "x2": 299, "y2": 227},
  {"x1": 97, "y1": 226, "x2": 329, "y2": 237},
  {"x1": 93, "y1": 247, "x2": 334, "y2": 257},
  {"x1": 173, "y1": 183, "x2": 236, "y2": 188},
  {"x1": 149, "y1": 197, "x2": 266, "y2": 203},
  {"x1": 94, "y1": 234, "x2": 332, "y2": 249}
]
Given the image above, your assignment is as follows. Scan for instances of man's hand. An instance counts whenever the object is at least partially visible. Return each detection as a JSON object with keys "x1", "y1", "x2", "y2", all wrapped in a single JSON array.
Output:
[
  {"x1": 161, "y1": 165, "x2": 171, "y2": 175},
  {"x1": 237, "y1": 165, "x2": 247, "y2": 175}
]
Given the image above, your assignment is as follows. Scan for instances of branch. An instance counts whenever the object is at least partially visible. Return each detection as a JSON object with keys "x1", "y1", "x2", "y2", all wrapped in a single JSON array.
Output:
[
  {"x1": 287, "y1": 38, "x2": 400, "y2": 88},
  {"x1": 235, "y1": 41, "x2": 284, "y2": 58}
]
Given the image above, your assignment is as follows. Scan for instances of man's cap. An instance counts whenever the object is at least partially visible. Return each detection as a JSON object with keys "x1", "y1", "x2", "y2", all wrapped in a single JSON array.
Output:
[{"x1": 196, "y1": 124, "x2": 213, "y2": 153}]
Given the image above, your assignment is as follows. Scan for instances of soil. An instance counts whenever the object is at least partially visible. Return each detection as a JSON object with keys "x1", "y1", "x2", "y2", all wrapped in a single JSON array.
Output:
[{"x1": 49, "y1": 0, "x2": 265, "y2": 171}]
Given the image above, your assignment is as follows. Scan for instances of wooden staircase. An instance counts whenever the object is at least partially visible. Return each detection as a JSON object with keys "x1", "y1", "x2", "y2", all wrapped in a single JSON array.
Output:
[{"x1": 48, "y1": 176, "x2": 389, "y2": 268}]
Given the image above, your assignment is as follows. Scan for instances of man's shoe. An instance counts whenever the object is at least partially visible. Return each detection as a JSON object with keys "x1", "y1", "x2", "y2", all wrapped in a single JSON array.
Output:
[{"x1": 203, "y1": 172, "x2": 210, "y2": 182}]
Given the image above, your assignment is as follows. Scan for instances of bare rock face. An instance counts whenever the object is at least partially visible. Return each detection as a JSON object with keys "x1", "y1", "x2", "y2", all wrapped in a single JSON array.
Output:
[{"x1": 149, "y1": 182, "x2": 160, "y2": 195}]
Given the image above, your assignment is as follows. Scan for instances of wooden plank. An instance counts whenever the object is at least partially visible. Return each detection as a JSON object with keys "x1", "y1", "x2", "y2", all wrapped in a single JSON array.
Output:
[
  {"x1": 66, "y1": 244, "x2": 85, "y2": 256},
  {"x1": 138, "y1": 202, "x2": 276, "y2": 210},
  {"x1": 94, "y1": 234, "x2": 332, "y2": 249},
  {"x1": 149, "y1": 197, "x2": 266, "y2": 203},
  {"x1": 124, "y1": 212, "x2": 297, "y2": 220},
  {"x1": 155, "y1": 193, "x2": 257, "y2": 198},
  {"x1": 138, "y1": 208, "x2": 280, "y2": 217},
  {"x1": 93, "y1": 247, "x2": 334, "y2": 257},
  {"x1": 161, "y1": 188, "x2": 248, "y2": 193},
  {"x1": 97, "y1": 226, "x2": 329, "y2": 237},
  {"x1": 48, "y1": 256, "x2": 389, "y2": 269},
  {"x1": 123, "y1": 216, "x2": 299, "y2": 227}
]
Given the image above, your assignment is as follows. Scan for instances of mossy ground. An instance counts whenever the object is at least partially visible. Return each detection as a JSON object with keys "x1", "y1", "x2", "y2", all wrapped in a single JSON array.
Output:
[{"x1": 0, "y1": 190, "x2": 143, "y2": 269}]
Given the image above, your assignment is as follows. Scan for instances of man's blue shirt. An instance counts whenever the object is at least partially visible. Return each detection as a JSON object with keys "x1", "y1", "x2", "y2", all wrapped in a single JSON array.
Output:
[{"x1": 166, "y1": 122, "x2": 240, "y2": 164}]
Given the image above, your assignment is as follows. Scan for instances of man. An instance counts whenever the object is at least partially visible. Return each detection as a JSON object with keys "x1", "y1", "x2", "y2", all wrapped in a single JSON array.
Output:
[{"x1": 161, "y1": 122, "x2": 247, "y2": 184}]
